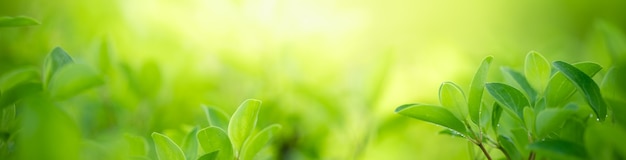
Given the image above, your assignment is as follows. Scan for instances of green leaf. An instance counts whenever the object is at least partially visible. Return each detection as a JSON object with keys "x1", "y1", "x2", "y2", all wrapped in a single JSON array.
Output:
[
  {"x1": 0, "y1": 67, "x2": 40, "y2": 93},
  {"x1": 501, "y1": 67, "x2": 537, "y2": 103},
  {"x1": 491, "y1": 103, "x2": 503, "y2": 133},
  {"x1": 545, "y1": 62, "x2": 602, "y2": 108},
  {"x1": 42, "y1": 47, "x2": 74, "y2": 89},
  {"x1": 98, "y1": 37, "x2": 115, "y2": 75},
  {"x1": 137, "y1": 61, "x2": 162, "y2": 97},
  {"x1": 182, "y1": 127, "x2": 199, "y2": 160},
  {"x1": 524, "y1": 51, "x2": 551, "y2": 95},
  {"x1": 527, "y1": 140, "x2": 587, "y2": 160},
  {"x1": 202, "y1": 105, "x2": 230, "y2": 130},
  {"x1": 47, "y1": 63, "x2": 104, "y2": 100},
  {"x1": 511, "y1": 128, "x2": 530, "y2": 156},
  {"x1": 485, "y1": 83, "x2": 529, "y2": 120},
  {"x1": 197, "y1": 127, "x2": 233, "y2": 160},
  {"x1": 0, "y1": 16, "x2": 40, "y2": 27},
  {"x1": 585, "y1": 124, "x2": 626, "y2": 160},
  {"x1": 197, "y1": 151, "x2": 219, "y2": 160},
  {"x1": 468, "y1": 56, "x2": 493, "y2": 125},
  {"x1": 552, "y1": 61, "x2": 607, "y2": 121},
  {"x1": 240, "y1": 124, "x2": 281, "y2": 160},
  {"x1": 498, "y1": 135, "x2": 522, "y2": 160},
  {"x1": 597, "y1": 21, "x2": 626, "y2": 63},
  {"x1": 439, "y1": 82, "x2": 468, "y2": 121},
  {"x1": 535, "y1": 105, "x2": 577, "y2": 138},
  {"x1": 228, "y1": 99, "x2": 262, "y2": 154},
  {"x1": 395, "y1": 104, "x2": 467, "y2": 136},
  {"x1": 152, "y1": 132, "x2": 186, "y2": 160},
  {"x1": 0, "y1": 82, "x2": 42, "y2": 108},
  {"x1": 523, "y1": 107, "x2": 535, "y2": 134},
  {"x1": 439, "y1": 129, "x2": 464, "y2": 138}
]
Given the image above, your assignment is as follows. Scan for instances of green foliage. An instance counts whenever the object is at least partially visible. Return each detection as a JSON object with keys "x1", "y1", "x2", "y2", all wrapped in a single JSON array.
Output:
[
  {"x1": 0, "y1": 16, "x2": 39, "y2": 27},
  {"x1": 396, "y1": 51, "x2": 622, "y2": 160},
  {"x1": 152, "y1": 99, "x2": 280, "y2": 160}
]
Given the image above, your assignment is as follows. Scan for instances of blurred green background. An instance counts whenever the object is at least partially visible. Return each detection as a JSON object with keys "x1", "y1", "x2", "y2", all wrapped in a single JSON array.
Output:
[{"x1": 1, "y1": 0, "x2": 626, "y2": 159}]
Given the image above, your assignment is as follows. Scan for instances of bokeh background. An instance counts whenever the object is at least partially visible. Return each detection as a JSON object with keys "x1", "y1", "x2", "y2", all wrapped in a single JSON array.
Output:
[{"x1": 1, "y1": 0, "x2": 626, "y2": 159}]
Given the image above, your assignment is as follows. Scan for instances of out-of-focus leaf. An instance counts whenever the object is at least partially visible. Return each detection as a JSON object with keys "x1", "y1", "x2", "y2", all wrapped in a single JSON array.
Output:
[
  {"x1": 601, "y1": 66, "x2": 626, "y2": 127},
  {"x1": 501, "y1": 67, "x2": 537, "y2": 104},
  {"x1": 17, "y1": 93, "x2": 81, "y2": 160},
  {"x1": 43, "y1": 47, "x2": 74, "y2": 89},
  {"x1": 0, "y1": 104, "x2": 16, "y2": 132},
  {"x1": 138, "y1": 61, "x2": 161, "y2": 97},
  {"x1": 491, "y1": 103, "x2": 503, "y2": 133},
  {"x1": 202, "y1": 105, "x2": 230, "y2": 130},
  {"x1": 524, "y1": 51, "x2": 551, "y2": 95},
  {"x1": 485, "y1": 83, "x2": 529, "y2": 120},
  {"x1": 228, "y1": 99, "x2": 261, "y2": 154},
  {"x1": 124, "y1": 133, "x2": 148, "y2": 157},
  {"x1": 197, "y1": 127, "x2": 233, "y2": 160},
  {"x1": 535, "y1": 105, "x2": 577, "y2": 138},
  {"x1": 182, "y1": 127, "x2": 199, "y2": 160},
  {"x1": 545, "y1": 62, "x2": 602, "y2": 108},
  {"x1": 468, "y1": 56, "x2": 493, "y2": 125},
  {"x1": 48, "y1": 63, "x2": 104, "y2": 100},
  {"x1": 439, "y1": 82, "x2": 468, "y2": 121},
  {"x1": 498, "y1": 135, "x2": 522, "y2": 160},
  {"x1": 598, "y1": 21, "x2": 626, "y2": 63},
  {"x1": 152, "y1": 132, "x2": 185, "y2": 160},
  {"x1": 0, "y1": 16, "x2": 40, "y2": 27},
  {"x1": 240, "y1": 124, "x2": 281, "y2": 160},
  {"x1": 511, "y1": 128, "x2": 530, "y2": 156},
  {"x1": 395, "y1": 104, "x2": 467, "y2": 136},
  {"x1": 0, "y1": 67, "x2": 39, "y2": 92},
  {"x1": 585, "y1": 124, "x2": 626, "y2": 160},
  {"x1": 527, "y1": 140, "x2": 587, "y2": 160},
  {"x1": 553, "y1": 61, "x2": 606, "y2": 121},
  {"x1": 0, "y1": 82, "x2": 42, "y2": 108},
  {"x1": 99, "y1": 37, "x2": 115, "y2": 75},
  {"x1": 197, "y1": 151, "x2": 219, "y2": 160}
]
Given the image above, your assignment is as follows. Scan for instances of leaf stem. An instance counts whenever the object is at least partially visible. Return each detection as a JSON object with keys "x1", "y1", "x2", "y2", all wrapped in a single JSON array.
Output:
[
  {"x1": 528, "y1": 152, "x2": 536, "y2": 160},
  {"x1": 478, "y1": 143, "x2": 493, "y2": 160}
]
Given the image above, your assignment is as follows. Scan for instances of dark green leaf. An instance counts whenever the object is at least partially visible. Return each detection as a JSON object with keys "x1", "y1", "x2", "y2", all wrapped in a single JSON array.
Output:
[
  {"x1": 0, "y1": 82, "x2": 42, "y2": 108},
  {"x1": 491, "y1": 103, "x2": 503, "y2": 133},
  {"x1": 395, "y1": 104, "x2": 467, "y2": 136},
  {"x1": 485, "y1": 83, "x2": 529, "y2": 120},
  {"x1": 43, "y1": 47, "x2": 74, "y2": 89},
  {"x1": 439, "y1": 82, "x2": 468, "y2": 121},
  {"x1": 524, "y1": 51, "x2": 551, "y2": 95},
  {"x1": 545, "y1": 62, "x2": 602, "y2": 108},
  {"x1": 47, "y1": 63, "x2": 104, "y2": 100},
  {"x1": 468, "y1": 56, "x2": 493, "y2": 125},
  {"x1": 152, "y1": 132, "x2": 185, "y2": 160},
  {"x1": 527, "y1": 140, "x2": 587, "y2": 160},
  {"x1": 197, "y1": 151, "x2": 219, "y2": 160},
  {"x1": 202, "y1": 105, "x2": 230, "y2": 130},
  {"x1": 501, "y1": 67, "x2": 537, "y2": 104},
  {"x1": 498, "y1": 135, "x2": 522, "y2": 160},
  {"x1": 553, "y1": 61, "x2": 607, "y2": 121},
  {"x1": 240, "y1": 124, "x2": 281, "y2": 160},
  {"x1": 197, "y1": 127, "x2": 233, "y2": 160},
  {"x1": 182, "y1": 127, "x2": 199, "y2": 160},
  {"x1": 228, "y1": 99, "x2": 261, "y2": 154},
  {"x1": 0, "y1": 16, "x2": 40, "y2": 27}
]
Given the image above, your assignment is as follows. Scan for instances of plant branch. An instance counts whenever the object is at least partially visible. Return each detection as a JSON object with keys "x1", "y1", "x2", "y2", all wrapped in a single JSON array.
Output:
[{"x1": 477, "y1": 143, "x2": 493, "y2": 160}]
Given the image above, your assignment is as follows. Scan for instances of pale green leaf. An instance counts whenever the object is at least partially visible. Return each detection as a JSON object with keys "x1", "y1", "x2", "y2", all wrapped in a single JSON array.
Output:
[
  {"x1": 182, "y1": 127, "x2": 199, "y2": 160},
  {"x1": 523, "y1": 107, "x2": 535, "y2": 134},
  {"x1": 468, "y1": 56, "x2": 493, "y2": 125},
  {"x1": 395, "y1": 104, "x2": 467, "y2": 136},
  {"x1": 553, "y1": 61, "x2": 607, "y2": 121},
  {"x1": 240, "y1": 124, "x2": 281, "y2": 160},
  {"x1": 202, "y1": 105, "x2": 230, "y2": 130},
  {"x1": 228, "y1": 99, "x2": 261, "y2": 154},
  {"x1": 535, "y1": 104, "x2": 577, "y2": 138},
  {"x1": 124, "y1": 133, "x2": 148, "y2": 157},
  {"x1": 439, "y1": 82, "x2": 468, "y2": 121},
  {"x1": 197, "y1": 127, "x2": 233, "y2": 160},
  {"x1": 498, "y1": 135, "x2": 522, "y2": 160},
  {"x1": 0, "y1": 67, "x2": 39, "y2": 93},
  {"x1": 545, "y1": 62, "x2": 602, "y2": 107},
  {"x1": 152, "y1": 132, "x2": 186, "y2": 160},
  {"x1": 524, "y1": 51, "x2": 551, "y2": 95},
  {"x1": 47, "y1": 63, "x2": 104, "y2": 100},
  {"x1": 0, "y1": 82, "x2": 42, "y2": 108}
]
